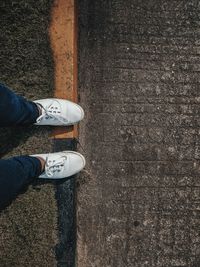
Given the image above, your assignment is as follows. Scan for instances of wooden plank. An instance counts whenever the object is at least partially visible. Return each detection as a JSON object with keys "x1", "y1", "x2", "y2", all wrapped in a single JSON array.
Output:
[{"x1": 49, "y1": 0, "x2": 78, "y2": 139}]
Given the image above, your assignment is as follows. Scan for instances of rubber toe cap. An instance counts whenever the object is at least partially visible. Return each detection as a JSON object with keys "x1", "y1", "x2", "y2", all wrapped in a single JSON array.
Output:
[
  {"x1": 67, "y1": 152, "x2": 86, "y2": 176},
  {"x1": 66, "y1": 102, "x2": 84, "y2": 124}
]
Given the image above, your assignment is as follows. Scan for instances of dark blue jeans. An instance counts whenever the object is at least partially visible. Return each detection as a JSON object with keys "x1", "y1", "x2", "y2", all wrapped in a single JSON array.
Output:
[{"x1": 0, "y1": 83, "x2": 42, "y2": 208}]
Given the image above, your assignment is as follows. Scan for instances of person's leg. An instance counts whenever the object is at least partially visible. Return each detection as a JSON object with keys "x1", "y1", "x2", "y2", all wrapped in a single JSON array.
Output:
[
  {"x1": 0, "y1": 83, "x2": 84, "y2": 127},
  {"x1": 0, "y1": 83, "x2": 39, "y2": 126},
  {"x1": 0, "y1": 156, "x2": 42, "y2": 208}
]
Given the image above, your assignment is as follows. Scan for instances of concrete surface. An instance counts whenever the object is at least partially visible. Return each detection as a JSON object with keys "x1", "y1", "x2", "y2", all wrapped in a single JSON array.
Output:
[{"x1": 77, "y1": 0, "x2": 200, "y2": 266}]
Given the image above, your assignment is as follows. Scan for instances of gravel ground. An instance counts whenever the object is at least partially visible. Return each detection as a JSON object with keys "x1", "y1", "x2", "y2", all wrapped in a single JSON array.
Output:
[{"x1": 0, "y1": 1, "x2": 58, "y2": 266}]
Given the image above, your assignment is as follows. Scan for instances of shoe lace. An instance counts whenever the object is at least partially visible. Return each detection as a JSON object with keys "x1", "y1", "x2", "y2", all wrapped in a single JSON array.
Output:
[
  {"x1": 45, "y1": 155, "x2": 67, "y2": 178},
  {"x1": 36, "y1": 100, "x2": 68, "y2": 124}
]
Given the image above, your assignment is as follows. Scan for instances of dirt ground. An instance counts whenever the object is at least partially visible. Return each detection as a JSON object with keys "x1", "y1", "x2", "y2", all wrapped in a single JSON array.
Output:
[{"x1": 0, "y1": 1, "x2": 58, "y2": 266}]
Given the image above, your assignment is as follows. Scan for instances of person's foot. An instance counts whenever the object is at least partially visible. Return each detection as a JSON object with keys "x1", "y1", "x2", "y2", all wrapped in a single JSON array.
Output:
[
  {"x1": 31, "y1": 151, "x2": 86, "y2": 179},
  {"x1": 34, "y1": 98, "x2": 84, "y2": 126}
]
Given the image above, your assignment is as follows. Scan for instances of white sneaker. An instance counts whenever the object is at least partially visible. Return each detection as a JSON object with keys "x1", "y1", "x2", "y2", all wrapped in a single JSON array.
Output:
[
  {"x1": 31, "y1": 151, "x2": 86, "y2": 179},
  {"x1": 34, "y1": 98, "x2": 84, "y2": 126}
]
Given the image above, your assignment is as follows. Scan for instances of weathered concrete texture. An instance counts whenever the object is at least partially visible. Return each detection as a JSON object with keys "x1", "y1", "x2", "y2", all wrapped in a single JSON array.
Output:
[
  {"x1": 77, "y1": 1, "x2": 200, "y2": 266},
  {"x1": 0, "y1": 1, "x2": 58, "y2": 266}
]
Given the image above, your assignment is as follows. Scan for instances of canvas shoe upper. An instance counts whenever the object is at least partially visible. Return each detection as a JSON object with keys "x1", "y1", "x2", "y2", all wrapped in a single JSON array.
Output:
[
  {"x1": 34, "y1": 98, "x2": 84, "y2": 126},
  {"x1": 31, "y1": 151, "x2": 86, "y2": 179}
]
